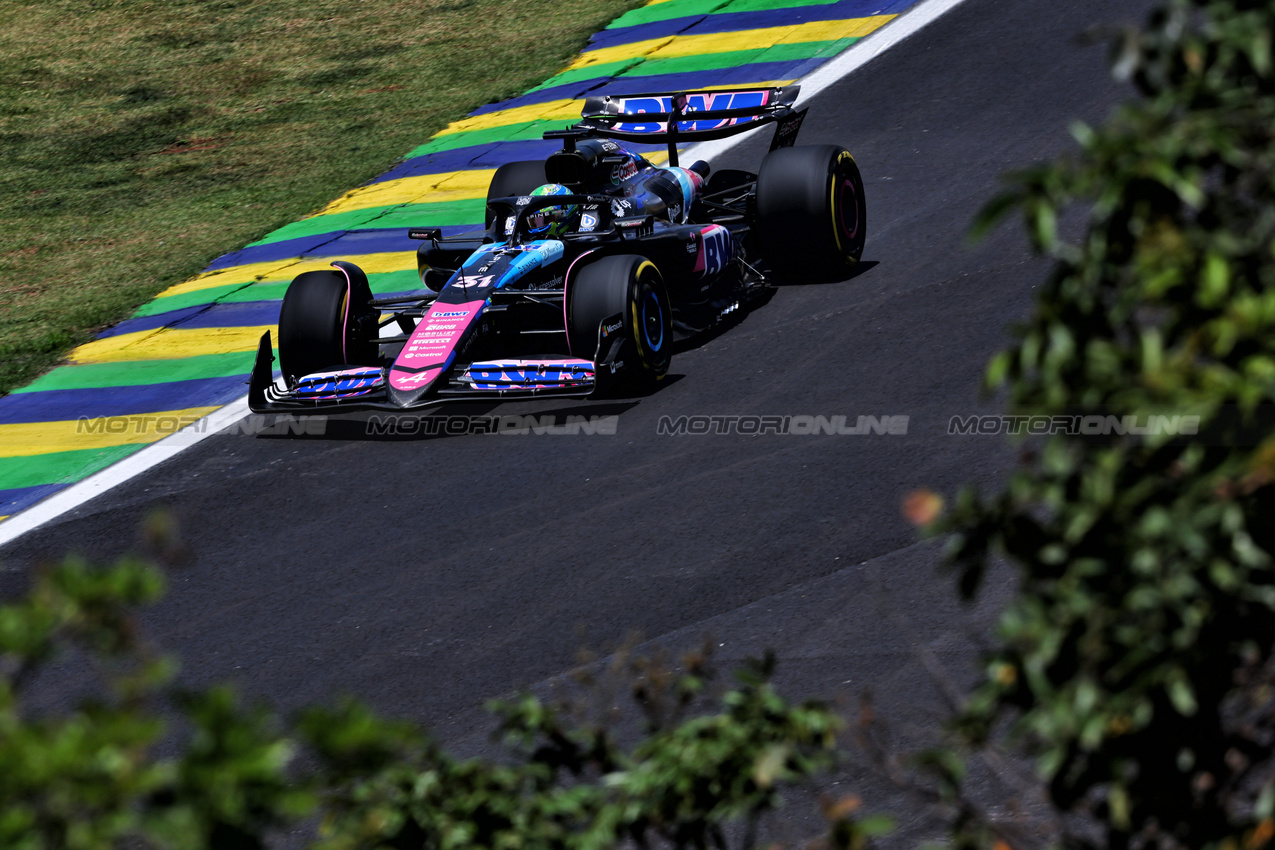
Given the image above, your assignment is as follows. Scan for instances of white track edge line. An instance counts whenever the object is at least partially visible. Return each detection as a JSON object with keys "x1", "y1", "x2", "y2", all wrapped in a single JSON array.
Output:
[
  {"x1": 0, "y1": 0, "x2": 970, "y2": 548},
  {"x1": 0, "y1": 400, "x2": 251, "y2": 546}
]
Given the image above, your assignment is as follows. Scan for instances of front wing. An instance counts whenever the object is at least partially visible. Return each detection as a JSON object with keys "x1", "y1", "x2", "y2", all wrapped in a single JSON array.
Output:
[{"x1": 247, "y1": 331, "x2": 626, "y2": 413}]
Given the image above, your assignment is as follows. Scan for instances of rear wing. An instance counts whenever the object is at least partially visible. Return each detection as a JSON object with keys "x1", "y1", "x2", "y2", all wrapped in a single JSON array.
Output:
[{"x1": 545, "y1": 86, "x2": 806, "y2": 167}]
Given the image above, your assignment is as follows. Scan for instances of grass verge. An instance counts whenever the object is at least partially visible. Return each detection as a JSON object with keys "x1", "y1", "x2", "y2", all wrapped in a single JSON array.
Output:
[{"x1": 0, "y1": 0, "x2": 645, "y2": 396}]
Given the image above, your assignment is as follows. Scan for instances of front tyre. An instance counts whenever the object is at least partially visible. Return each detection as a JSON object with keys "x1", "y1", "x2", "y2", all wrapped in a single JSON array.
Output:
[
  {"x1": 277, "y1": 263, "x2": 377, "y2": 383},
  {"x1": 755, "y1": 144, "x2": 866, "y2": 283},
  {"x1": 569, "y1": 255, "x2": 671, "y2": 389}
]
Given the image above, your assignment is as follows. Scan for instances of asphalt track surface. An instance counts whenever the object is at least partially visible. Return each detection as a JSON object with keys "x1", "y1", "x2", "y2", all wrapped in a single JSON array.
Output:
[{"x1": 2, "y1": 0, "x2": 1153, "y2": 841}]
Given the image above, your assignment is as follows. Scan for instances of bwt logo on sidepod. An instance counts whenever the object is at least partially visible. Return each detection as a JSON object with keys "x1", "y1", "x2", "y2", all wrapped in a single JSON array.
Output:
[
  {"x1": 694, "y1": 225, "x2": 732, "y2": 276},
  {"x1": 434, "y1": 310, "x2": 468, "y2": 319}
]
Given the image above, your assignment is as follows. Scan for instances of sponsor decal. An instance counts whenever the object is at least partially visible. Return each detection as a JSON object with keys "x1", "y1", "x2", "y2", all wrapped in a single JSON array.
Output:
[
  {"x1": 602, "y1": 318, "x2": 623, "y2": 337},
  {"x1": 392, "y1": 371, "x2": 434, "y2": 388},
  {"x1": 668, "y1": 202, "x2": 682, "y2": 222},
  {"x1": 460, "y1": 240, "x2": 565, "y2": 290},
  {"x1": 523, "y1": 240, "x2": 564, "y2": 264},
  {"x1": 612, "y1": 90, "x2": 770, "y2": 134},
  {"x1": 580, "y1": 213, "x2": 598, "y2": 231},
  {"x1": 610, "y1": 160, "x2": 639, "y2": 184},
  {"x1": 392, "y1": 296, "x2": 484, "y2": 389},
  {"x1": 296, "y1": 369, "x2": 383, "y2": 398},
  {"x1": 515, "y1": 196, "x2": 530, "y2": 206},
  {"x1": 771, "y1": 108, "x2": 806, "y2": 150},
  {"x1": 693, "y1": 225, "x2": 732, "y2": 277},
  {"x1": 464, "y1": 360, "x2": 595, "y2": 390}
]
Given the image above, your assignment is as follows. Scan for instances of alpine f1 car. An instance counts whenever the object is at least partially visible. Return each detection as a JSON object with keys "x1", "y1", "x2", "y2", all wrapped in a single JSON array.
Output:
[{"x1": 248, "y1": 85, "x2": 866, "y2": 413}]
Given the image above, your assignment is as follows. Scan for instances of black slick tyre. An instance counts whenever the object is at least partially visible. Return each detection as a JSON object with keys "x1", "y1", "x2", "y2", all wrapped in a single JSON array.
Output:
[
  {"x1": 486, "y1": 160, "x2": 548, "y2": 227},
  {"x1": 568, "y1": 255, "x2": 671, "y2": 389},
  {"x1": 754, "y1": 144, "x2": 866, "y2": 283},
  {"x1": 277, "y1": 263, "x2": 377, "y2": 383}
]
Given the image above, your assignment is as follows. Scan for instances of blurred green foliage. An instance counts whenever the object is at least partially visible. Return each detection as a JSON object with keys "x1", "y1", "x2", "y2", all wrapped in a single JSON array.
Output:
[
  {"x1": 15, "y1": 0, "x2": 1275, "y2": 847},
  {"x1": 0, "y1": 542, "x2": 868, "y2": 849},
  {"x1": 929, "y1": 0, "x2": 1275, "y2": 846}
]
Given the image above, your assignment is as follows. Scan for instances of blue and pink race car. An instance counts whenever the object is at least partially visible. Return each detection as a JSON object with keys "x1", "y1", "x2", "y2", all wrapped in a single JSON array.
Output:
[{"x1": 248, "y1": 86, "x2": 866, "y2": 412}]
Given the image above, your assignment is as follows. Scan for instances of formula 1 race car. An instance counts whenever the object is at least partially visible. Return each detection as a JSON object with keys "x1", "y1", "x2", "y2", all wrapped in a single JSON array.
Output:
[{"x1": 248, "y1": 86, "x2": 866, "y2": 413}]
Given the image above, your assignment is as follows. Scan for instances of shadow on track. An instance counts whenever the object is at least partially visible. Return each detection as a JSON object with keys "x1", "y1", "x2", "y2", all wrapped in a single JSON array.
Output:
[
  {"x1": 248, "y1": 400, "x2": 643, "y2": 443},
  {"x1": 671, "y1": 260, "x2": 878, "y2": 355}
]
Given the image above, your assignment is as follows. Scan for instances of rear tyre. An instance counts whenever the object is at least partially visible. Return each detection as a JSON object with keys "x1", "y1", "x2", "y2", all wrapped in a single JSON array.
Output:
[
  {"x1": 277, "y1": 264, "x2": 377, "y2": 382},
  {"x1": 569, "y1": 255, "x2": 671, "y2": 389},
  {"x1": 755, "y1": 144, "x2": 866, "y2": 283},
  {"x1": 486, "y1": 160, "x2": 548, "y2": 228}
]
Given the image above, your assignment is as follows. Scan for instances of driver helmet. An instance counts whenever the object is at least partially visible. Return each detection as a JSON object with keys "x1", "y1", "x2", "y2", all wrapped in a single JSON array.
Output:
[{"x1": 523, "y1": 183, "x2": 579, "y2": 237}]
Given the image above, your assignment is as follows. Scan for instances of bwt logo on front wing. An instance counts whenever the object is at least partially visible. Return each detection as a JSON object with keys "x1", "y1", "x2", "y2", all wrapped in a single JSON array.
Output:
[{"x1": 657, "y1": 415, "x2": 909, "y2": 436}]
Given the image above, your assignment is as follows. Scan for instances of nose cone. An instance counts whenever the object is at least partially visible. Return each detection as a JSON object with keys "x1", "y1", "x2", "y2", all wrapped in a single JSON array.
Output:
[{"x1": 387, "y1": 300, "x2": 486, "y2": 405}]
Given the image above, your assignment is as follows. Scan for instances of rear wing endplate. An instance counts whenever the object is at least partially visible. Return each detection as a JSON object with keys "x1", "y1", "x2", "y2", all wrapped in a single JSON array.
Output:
[{"x1": 547, "y1": 86, "x2": 804, "y2": 167}]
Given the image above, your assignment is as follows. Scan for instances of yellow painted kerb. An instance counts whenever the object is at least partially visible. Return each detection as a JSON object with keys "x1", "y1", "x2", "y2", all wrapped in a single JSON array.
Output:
[
  {"x1": 572, "y1": 16, "x2": 895, "y2": 69},
  {"x1": 320, "y1": 168, "x2": 497, "y2": 216},
  {"x1": 70, "y1": 326, "x2": 277, "y2": 365},
  {"x1": 157, "y1": 251, "x2": 417, "y2": 300},
  {"x1": 436, "y1": 99, "x2": 584, "y2": 136},
  {"x1": 0, "y1": 407, "x2": 222, "y2": 458}
]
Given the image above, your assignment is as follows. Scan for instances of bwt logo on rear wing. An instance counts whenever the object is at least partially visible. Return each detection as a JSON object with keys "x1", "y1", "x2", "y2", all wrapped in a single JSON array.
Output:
[
  {"x1": 604, "y1": 90, "x2": 771, "y2": 134},
  {"x1": 573, "y1": 86, "x2": 801, "y2": 140},
  {"x1": 543, "y1": 87, "x2": 800, "y2": 170},
  {"x1": 565, "y1": 87, "x2": 804, "y2": 168}
]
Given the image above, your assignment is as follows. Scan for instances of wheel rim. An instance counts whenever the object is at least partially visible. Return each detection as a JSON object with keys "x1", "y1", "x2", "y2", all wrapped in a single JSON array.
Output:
[
  {"x1": 837, "y1": 176, "x2": 860, "y2": 244},
  {"x1": 641, "y1": 289, "x2": 665, "y2": 352}
]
